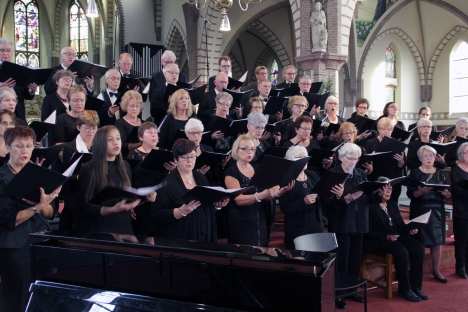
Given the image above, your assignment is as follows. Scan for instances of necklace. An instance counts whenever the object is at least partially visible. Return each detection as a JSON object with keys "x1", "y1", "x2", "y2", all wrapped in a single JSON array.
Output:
[
  {"x1": 7, "y1": 162, "x2": 18, "y2": 174},
  {"x1": 181, "y1": 174, "x2": 194, "y2": 185},
  {"x1": 297, "y1": 172, "x2": 308, "y2": 188},
  {"x1": 56, "y1": 92, "x2": 67, "y2": 102},
  {"x1": 380, "y1": 202, "x2": 393, "y2": 226},
  {"x1": 140, "y1": 146, "x2": 150, "y2": 154}
]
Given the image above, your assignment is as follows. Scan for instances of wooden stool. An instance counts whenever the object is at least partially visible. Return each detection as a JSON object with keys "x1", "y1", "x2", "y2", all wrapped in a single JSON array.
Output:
[{"x1": 361, "y1": 252, "x2": 395, "y2": 299}]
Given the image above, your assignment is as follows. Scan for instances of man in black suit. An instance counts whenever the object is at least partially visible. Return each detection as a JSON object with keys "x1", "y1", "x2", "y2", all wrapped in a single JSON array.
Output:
[
  {"x1": 198, "y1": 72, "x2": 229, "y2": 125},
  {"x1": 275, "y1": 65, "x2": 297, "y2": 89},
  {"x1": 118, "y1": 52, "x2": 148, "y2": 102},
  {"x1": 149, "y1": 50, "x2": 186, "y2": 98},
  {"x1": 0, "y1": 37, "x2": 37, "y2": 122},
  {"x1": 97, "y1": 69, "x2": 121, "y2": 126},
  {"x1": 44, "y1": 46, "x2": 94, "y2": 96},
  {"x1": 150, "y1": 63, "x2": 180, "y2": 126},
  {"x1": 244, "y1": 65, "x2": 268, "y2": 96}
]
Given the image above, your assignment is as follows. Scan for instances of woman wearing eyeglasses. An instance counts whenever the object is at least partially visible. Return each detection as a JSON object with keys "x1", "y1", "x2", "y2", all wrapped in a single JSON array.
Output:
[
  {"x1": 407, "y1": 118, "x2": 446, "y2": 170},
  {"x1": 158, "y1": 89, "x2": 194, "y2": 150},
  {"x1": 407, "y1": 145, "x2": 451, "y2": 284},
  {"x1": 115, "y1": 90, "x2": 144, "y2": 157},
  {"x1": 279, "y1": 95, "x2": 309, "y2": 145},
  {"x1": 346, "y1": 98, "x2": 375, "y2": 147},
  {"x1": 152, "y1": 139, "x2": 229, "y2": 242},
  {"x1": 0, "y1": 110, "x2": 17, "y2": 166},
  {"x1": 205, "y1": 92, "x2": 235, "y2": 153},
  {"x1": 319, "y1": 96, "x2": 346, "y2": 149},
  {"x1": 224, "y1": 135, "x2": 293, "y2": 246},
  {"x1": 54, "y1": 85, "x2": 87, "y2": 146},
  {"x1": 374, "y1": 102, "x2": 406, "y2": 131},
  {"x1": 364, "y1": 177, "x2": 427, "y2": 302},
  {"x1": 0, "y1": 126, "x2": 61, "y2": 312},
  {"x1": 408, "y1": 107, "x2": 437, "y2": 141}
]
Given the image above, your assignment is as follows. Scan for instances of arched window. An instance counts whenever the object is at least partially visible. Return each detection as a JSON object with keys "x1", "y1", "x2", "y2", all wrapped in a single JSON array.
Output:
[
  {"x1": 14, "y1": 0, "x2": 39, "y2": 68},
  {"x1": 385, "y1": 45, "x2": 397, "y2": 103},
  {"x1": 270, "y1": 59, "x2": 278, "y2": 87},
  {"x1": 451, "y1": 41, "x2": 468, "y2": 114},
  {"x1": 70, "y1": 2, "x2": 89, "y2": 60}
]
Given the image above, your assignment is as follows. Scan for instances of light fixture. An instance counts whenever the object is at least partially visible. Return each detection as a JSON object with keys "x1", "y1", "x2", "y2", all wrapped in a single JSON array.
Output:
[
  {"x1": 219, "y1": 14, "x2": 231, "y2": 31},
  {"x1": 86, "y1": 0, "x2": 99, "y2": 18}
]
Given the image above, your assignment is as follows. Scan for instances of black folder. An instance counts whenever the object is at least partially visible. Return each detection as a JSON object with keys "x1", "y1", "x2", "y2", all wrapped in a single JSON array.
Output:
[
  {"x1": 264, "y1": 119, "x2": 286, "y2": 135},
  {"x1": 0, "y1": 61, "x2": 53, "y2": 87},
  {"x1": 310, "y1": 82, "x2": 323, "y2": 94},
  {"x1": 323, "y1": 123, "x2": 341, "y2": 136},
  {"x1": 126, "y1": 127, "x2": 140, "y2": 144},
  {"x1": 85, "y1": 95, "x2": 106, "y2": 111},
  {"x1": 447, "y1": 137, "x2": 468, "y2": 164},
  {"x1": 222, "y1": 89, "x2": 256, "y2": 109},
  {"x1": 176, "y1": 185, "x2": 254, "y2": 206},
  {"x1": 28, "y1": 121, "x2": 54, "y2": 141},
  {"x1": 303, "y1": 93, "x2": 322, "y2": 111},
  {"x1": 308, "y1": 148, "x2": 336, "y2": 168},
  {"x1": 249, "y1": 155, "x2": 310, "y2": 189},
  {"x1": 421, "y1": 141, "x2": 458, "y2": 156},
  {"x1": 430, "y1": 125, "x2": 456, "y2": 141},
  {"x1": 31, "y1": 144, "x2": 65, "y2": 168},
  {"x1": 207, "y1": 115, "x2": 248, "y2": 137},
  {"x1": 318, "y1": 92, "x2": 330, "y2": 110},
  {"x1": 194, "y1": 151, "x2": 231, "y2": 169},
  {"x1": 311, "y1": 119, "x2": 323, "y2": 138},
  {"x1": 310, "y1": 170, "x2": 350, "y2": 198},
  {"x1": 391, "y1": 127, "x2": 414, "y2": 141},
  {"x1": 401, "y1": 177, "x2": 450, "y2": 191},
  {"x1": 67, "y1": 59, "x2": 109, "y2": 80},
  {"x1": 227, "y1": 74, "x2": 247, "y2": 90},
  {"x1": 353, "y1": 115, "x2": 376, "y2": 134},
  {"x1": 272, "y1": 84, "x2": 300, "y2": 98},
  {"x1": 67, "y1": 152, "x2": 93, "y2": 175},
  {"x1": 347, "y1": 177, "x2": 408, "y2": 195},
  {"x1": 163, "y1": 83, "x2": 207, "y2": 105},
  {"x1": 264, "y1": 97, "x2": 287, "y2": 115},
  {"x1": 2, "y1": 162, "x2": 68, "y2": 203},
  {"x1": 358, "y1": 151, "x2": 393, "y2": 165},
  {"x1": 140, "y1": 149, "x2": 175, "y2": 173},
  {"x1": 89, "y1": 182, "x2": 167, "y2": 206},
  {"x1": 375, "y1": 136, "x2": 408, "y2": 154},
  {"x1": 124, "y1": 158, "x2": 141, "y2": 173},
  {"x1": 255, "y1": 146, "x2": 291, "y2": 164},
  {"x1": 119, "y1": 76, "x2": 151, "y2": 91}
]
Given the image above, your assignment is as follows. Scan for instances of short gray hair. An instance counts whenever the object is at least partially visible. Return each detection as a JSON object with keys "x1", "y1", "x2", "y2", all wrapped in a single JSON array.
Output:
[
  {"x1": 0, "y1": 86, "x2": 17, "y2": 101},
  {"x1": 456, "y1": 117, "x2": 468, "y2": 128},
  {"x1": 185, "y1": 118, "x2": 204, "y2": 133},
  {"x1": 215, "y1": 91, "x2": 233, "y2": 104},
  {"x1": 281, "y1": 65, "x2": 297, "y2": 78},
  {"x1": 247, "y1": 112, "x2": 267, "y2": 126},
  {"x1": 163, "y1": 63, "x2": 179, "y2": 73},
  {"x1": 417, "y1": 145, "x2": 437, "y2": 159},
  {"x1": 457, "y1": 142, "x2": 468, "y2": 163},
  {"x1": 417, "y1": 118, "x2": 432, "y2": 128},
  {"x1": 285, "y1": 146, "x2": 308, "y2": 160},
  {"x1": 162, "y1": 50, "x2": 176, "y2": 62},
  {"x1": 338, "y1": 142, "x2": 362, "y2": 157},
  {"x1": 300, "y1": 75, "x2": 312, "y2": 82},
  {"x1": 105, "y1": 68, "x2": 120, "y2": 79},
  {"x1": 326, "y1": 95, "x2": 339, "y2": 106},
  {"x1": 0, "y1": 38, "x2": 13, "y2": 47}
]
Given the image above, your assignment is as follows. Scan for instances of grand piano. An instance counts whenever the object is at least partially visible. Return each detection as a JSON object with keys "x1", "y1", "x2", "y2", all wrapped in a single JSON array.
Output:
[{"x1": 29, "y1": 231, "x2": 336, "y2": 311}]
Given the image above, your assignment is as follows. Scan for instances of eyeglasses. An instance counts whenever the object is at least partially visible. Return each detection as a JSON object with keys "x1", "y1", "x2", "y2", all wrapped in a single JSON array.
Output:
[
  {"x1": 220, "y1": 65, "x2": 231, "y2": 68},
  {"x1": 108, "y1": 76, "x2": 121, "y2": 81},
  {"x1": 217, "y1": 101, "x2": 231, "y2": 107},
  {"x1": 251, "y1": 106, "x2": 263, "y2": 110},
  {"x1": 300, "y1": 82, "x2": 311, "y2": 86},
  {"x1": 81, "y1": 125, "x2": 97, "y2": 131},
  {"x1": 463, "y1": 151, "x2": 468, "y2": 155},
  {"x1": 179, "y1": 155, "x2": 197, "y2": 161},
  {"x1": 238, "y1": 147, "x2": 256, "y2": 153},
  {"x1": 61, "y1": 77, "x2": 74, "y2": 82},
  {"x1": 0, "y1": 121, "x2": 15, "y2": 127},
  {"x1": 162, "y1": 60, "x2": 175, "y2": 64},
  {"x1": 10, "y1": 144, "x2": 34, "y2": 150},
  {"x1": 293, "y1": 104, "x2": 307, "y2": 108},
  {"x1": 422, "y1": 154, "x2": 435, "y2": 159},
  {"x1": 285, "y1": 72, "x2": 296, "y2": 76},
  {"x1": 71, "y1": 99, "x2": 85, "y2": 103},
  {"x1": 299, "y1": 126, "x2": 312, "y2": 132},
  {"x1": 342, "y1": 131, "x2": 354, "y2": 135},
  {"x1": 128, "y1": 104, "x2": 141, "y2": 109},
  {"x1": 119, "y1": 62, "x2": 132, "y2": 66},
  {"x1": 257, "y1": 71, "x2": 267, "y2": 76},
  {"x1": 419, "y1": 126, "x2": 431, "y2": 129},
  {"x1": 165, "y1": 71, "x2": 179, "y2": 76},
  {"x1": 1, "y1": 98, "x2": 17, "y2": 103},
  {"x1": 62, "y1": 52, "x2": 77, "y2": 57},
  {"x1": 0, "y1": 49, "x2": 12, "y2": 53},
  {"x1": 357, "y1": 105, "x2": 368, "y2": 110},
  {"x1": 253, "y1": 126, "x2": 265, "y2": 131},
  {"x1": 344, "y1": 156, "x2": 359, "y2": 162},
  {"x1": 327, "y1": 102, "x2": 338, "y2": 106},
  {"x1": 388, "y1": 106, "x2": 399, "y2": 110},
  {"x1": 187, "y1": 131, "x2": 202, "y2": 136}
]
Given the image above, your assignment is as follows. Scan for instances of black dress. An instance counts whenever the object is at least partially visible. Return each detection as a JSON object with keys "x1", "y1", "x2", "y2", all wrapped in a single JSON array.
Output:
[
  {"x1": 152, "y1": 170, "x2": 218, "y2": 242},
  {"x1": 54, "y1": 114, "x2": 78, "y2": 144},
  {"x1": 450, "y1": 165, "x2": 468, "y2": 270},
  {"x1": 406, "y1": 168, "x2": 448, "y2": 246},
  {"x1": 224, "y1": 163, "x2": 269, "y2": 247},
  {"x1": 279, "y1": 170, "x2": 324, "y2": 249},
  {"x1": 78, "y1": 160, "x2": 134, "y2": 235},
  {"x1": 407, "y1": 139, "x2": 447, "y2": 170},
  {"x1": 115, "y1": 117, "x2": 141, "y2": 157}
]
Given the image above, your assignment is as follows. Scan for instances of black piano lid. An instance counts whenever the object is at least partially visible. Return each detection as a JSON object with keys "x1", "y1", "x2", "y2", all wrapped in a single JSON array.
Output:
[{"x1": 30, "y1": 230, "x2": 333, "y2": 267}]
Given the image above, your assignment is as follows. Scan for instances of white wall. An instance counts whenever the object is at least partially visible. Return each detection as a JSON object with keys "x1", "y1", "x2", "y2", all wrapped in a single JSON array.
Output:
[{"x1": 121, "y1": 0, "x2": 160, "y2": 46}]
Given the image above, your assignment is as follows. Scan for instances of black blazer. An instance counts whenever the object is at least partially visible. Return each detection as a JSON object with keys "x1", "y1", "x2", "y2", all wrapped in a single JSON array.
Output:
[
  {"x1": 450, "y1": 165, "x2": 468, "y2": 220},
  {"x1": 118, "y1": 71, "x2": 148, "y2": 102},
  {"x1": 98, "y1": 90, "x2": 117, "y2": 126},
  {"x1": 149, "y1": 85, "x2": 168, "y2": 126},
  {"x1": 149, "y1": 71, "x2": 186, "y2": 100},
  {"x1": 197, "y1": 89, "x2": 217, "y2": 125},
  {"x1": 44, "y1": 65, "x2": 94, "y2": 96}
]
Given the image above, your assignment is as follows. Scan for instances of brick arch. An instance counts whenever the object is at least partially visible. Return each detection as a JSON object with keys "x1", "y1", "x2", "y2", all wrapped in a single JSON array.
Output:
[
  {"x1": 228, "y1": 53, "x2": 243, "y2": 79},
  {"x1": 221, "y1": 2, "x2": 292, "y2": 68},
  {"x1": 165, "y1": 19, "x2": 188, "y2": 62},
  {"x1": 249, "y1": 47, "x2": 272, "y2": 82},
  {"x1": 427, "y1": 26, "x2": 468, "y2": 85}
]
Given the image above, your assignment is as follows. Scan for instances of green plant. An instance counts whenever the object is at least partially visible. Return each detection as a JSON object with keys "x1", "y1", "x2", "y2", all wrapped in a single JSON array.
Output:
[{"x1": 319, "y1": 75, "x2": 335, "y2": 96}]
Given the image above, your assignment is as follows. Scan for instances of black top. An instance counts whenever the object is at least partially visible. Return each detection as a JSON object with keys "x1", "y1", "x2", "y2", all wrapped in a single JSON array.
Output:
[
  {"x1": 450, "y1": 165, "x2": 468, "y2": 220},
  {"x1": 149, "y1": 85, "x2": 168, "y2": 126},
  {"x1": 407, "y1": 139, "x2": 447, "y2": 170},
  {"x1": 319, "y1": 116, "x2": 346, "y2": 149},
  {"x1": 54, "y1": 114, "x2": 78, "y2": 144},
  {"x1": 408, "y1": 123, "x2": 437, "y2": 141},
  {"x1": 197, "y1": 89, "x2": 217, "y2": 125},
  {"x1": 152, "y1": 169, "x2": 217, "y2": 242},
  {"x1": 158, "y1": 114, "x2": 190, "y2": 150},
  {"x1": 78, "y1": 160, "x2": 134, "y2": 235},
  {"x1": 41, "y1": 93, "x2": 69, "y2": 146},
  {"x1": 0, "y1": 164, "x2": 50, "y2": 249},
  {"x1": 283, "y1": 138, "x2": 320, "y2": 153},
  {"x1": 115, "y1": 117, "x2": 142, "y2": 157},
  {"x1": 374, "y1": 115, "x2": 406, "y2": 131},
  {"x1": 44, "y1": 65, "x2": 93, "y2": 96},
  {"x1": 365, "y1": 137, "x2": 406, "y2": 181},
  {"x1": 252, "y1": 139, "x2": 271, "y2": 163}
]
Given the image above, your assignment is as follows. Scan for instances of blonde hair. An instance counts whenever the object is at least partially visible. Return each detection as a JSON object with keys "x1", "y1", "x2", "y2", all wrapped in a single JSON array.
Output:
[
  {"x1": 231, "y1": 135, "x2": 256, "y2": 161},
  {"x1": 377, "y1": 117, "x2": 394, "y2": 130},
  {"x1": 336, "y1": 122, "x2": 358, "y2": 142},
  {"x1": 287, "y1": 95, "x2": 308, "y2": 113},
  {"x1": 120, "y1": 90, "x2": 143, "y2": 112},
  {"x1": 167, "y1": 89, "x2": 193, "y2": 118}
]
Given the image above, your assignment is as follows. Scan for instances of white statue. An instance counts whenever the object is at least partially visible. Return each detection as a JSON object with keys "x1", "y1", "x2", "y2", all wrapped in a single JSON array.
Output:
[{"x1": 310, "y1": 1, "x2": 327, "y2": 52}]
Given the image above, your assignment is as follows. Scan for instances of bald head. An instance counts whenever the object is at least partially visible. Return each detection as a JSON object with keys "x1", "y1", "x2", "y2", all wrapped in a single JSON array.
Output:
[
  {"x1": 214, "y1": 72, "x2": 228, "y2": 92},
  {"x1": 60, "y1": 47, "x2": 77, "y2": 68}
]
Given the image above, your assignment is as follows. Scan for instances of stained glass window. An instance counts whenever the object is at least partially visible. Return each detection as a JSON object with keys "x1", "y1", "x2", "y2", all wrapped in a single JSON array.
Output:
[
  {"x1": 14, "y1": 0, "x2": 39, "y2": 68},
  {"x1": 70, "y1": 2, "x2": 89, "y2": 60},
  {"x1": 270, "y1": 60, "x2": 278, "y2": 87},
  {"x1": 385, "y1": 45, "x2": 396, "y2": 78}
]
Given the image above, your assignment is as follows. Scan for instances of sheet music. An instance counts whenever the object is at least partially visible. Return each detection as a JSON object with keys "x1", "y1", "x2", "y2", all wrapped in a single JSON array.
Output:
[
  {"x1": 406, "y1": 210, "x2": 431, "y2": 225},
  {"x1": 44, "y1": 110, "x2": 56, "y2": 124},
  {"x1": 238, "y1": 71, "x2": 248, "y2": 83},
  {"x1": 62, "y1": 155, "x2": 82, "y2": 177},
  {"x1": 403, "y1": 131, "x2": 413, "y2": 144},
  {"x1": 188, "y1": 74, "x2": 201, "y2": 85},
  {"x1": 142, "y1": 82, "x2": 151, "y2": 94}
]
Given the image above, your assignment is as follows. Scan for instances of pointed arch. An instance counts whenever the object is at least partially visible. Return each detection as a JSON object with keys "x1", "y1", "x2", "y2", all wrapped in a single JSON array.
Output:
[{"x1": 165, "y1": 19, "x2": 188, "y2": 62}]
